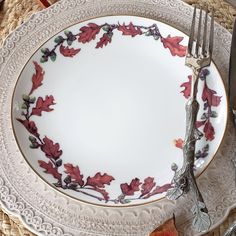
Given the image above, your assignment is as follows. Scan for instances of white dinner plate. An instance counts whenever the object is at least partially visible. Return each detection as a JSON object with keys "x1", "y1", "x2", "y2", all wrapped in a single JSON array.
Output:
[{"x1": 12, "y1": 15, "x2": 227, "y2": 206}]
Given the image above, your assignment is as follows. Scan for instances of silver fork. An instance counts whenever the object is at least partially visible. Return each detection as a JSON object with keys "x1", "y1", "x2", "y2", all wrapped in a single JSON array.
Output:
[
  {"x1": 166, "y1": 6, "x2": 214, "y2": 233},
  {"x1": 186, "y1": 6, "x2": 214, "y2": 98}
]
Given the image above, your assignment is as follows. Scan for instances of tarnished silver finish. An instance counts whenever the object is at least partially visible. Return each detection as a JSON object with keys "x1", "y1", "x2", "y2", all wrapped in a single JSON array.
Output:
[
  {"x1": 229, "y1": 21, "x2": 236, "y2": 113},
  {"x1": 223, "y1": 20, "x2": 236, "y2": 236},
  {"x1": 224, "y1": 222, "x2": 236, "y2": 236},
  {"x1": 166, "y1": 7, "x2": 214, "y2": 233},
  {"x1": 225, "y1": 224, "x2": 236, "y2": 236},
  {"x1": 229, "y1": 20, "x2": 236, "y2": 188},
  {"x1": 232, "y1": 155, "x2": 236, "y2": 187}
]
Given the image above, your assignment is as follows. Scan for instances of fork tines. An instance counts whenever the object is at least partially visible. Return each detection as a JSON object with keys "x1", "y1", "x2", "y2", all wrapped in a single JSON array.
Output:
[{"x1": 187, "y1": 6, "x2": 214, "y2": 59}]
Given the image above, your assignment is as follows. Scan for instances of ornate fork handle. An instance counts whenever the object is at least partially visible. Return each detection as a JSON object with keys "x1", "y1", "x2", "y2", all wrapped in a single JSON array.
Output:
[
  {"x1": 165, "y1": 6, "x2": 214, "y2": 232},
  {"x1": 166, "y1": 69, "x2": 211, "y2": 232}
]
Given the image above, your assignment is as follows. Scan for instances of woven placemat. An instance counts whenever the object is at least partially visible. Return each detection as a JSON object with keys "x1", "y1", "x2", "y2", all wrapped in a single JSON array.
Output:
[{"x1": 0, "y1": 0, "x2": 235, "y2": 235}]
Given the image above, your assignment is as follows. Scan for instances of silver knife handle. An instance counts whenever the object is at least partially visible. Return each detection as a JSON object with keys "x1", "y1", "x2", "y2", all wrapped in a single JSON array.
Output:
[
  {"x1": 223, "y1": 221, "x2": 236, "y2": 236},
  {"x1": 230, "y1": 109, "x2": 236, "y2": 187}
]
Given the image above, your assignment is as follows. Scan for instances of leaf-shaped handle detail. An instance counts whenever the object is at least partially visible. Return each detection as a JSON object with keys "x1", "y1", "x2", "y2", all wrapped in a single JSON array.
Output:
[
  {"x1": 166, "y1": 187, "x2": 183, "y2": 200},
  {"x1": 192, "y1": 202, "x2": 211, "y2": 233}
]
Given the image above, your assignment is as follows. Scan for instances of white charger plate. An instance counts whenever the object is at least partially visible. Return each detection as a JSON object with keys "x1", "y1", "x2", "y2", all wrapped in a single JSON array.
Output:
[{"x1": 0, "y1": 0, "x2": 234, "y2": 235}]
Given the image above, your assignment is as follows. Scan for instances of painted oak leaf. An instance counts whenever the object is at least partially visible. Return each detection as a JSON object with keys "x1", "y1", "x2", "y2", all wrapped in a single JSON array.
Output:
[
  {"x1": 118, "y1": 22, "x2": 142, "y2": 37},
  {"x1": 41, "y1": 136, "x2": 62, "y2": 160},
  {"x1": 64, "y1": 163, "x2": 84, "y2": 187},
  {"x1": 203, "y1": 120, "x2": 215, "y2": 141},
  {"x1": 140, "y1": 177, "x2": 156, "y2": 198},
  {"x1": 78, "y1": 23, "x2": 101, "y2": 43},
  {"x1": 38, "y1": 160, "x2": 62, "y2": 181},
  {"x1": 180, "y1": 75, "x2": 192, "y2": 99},
  {"x1": 59, "y1": 45, "x2": 81, "y2": 57},
  {"x1": 174, "y1": 138, "x2": 184, "y2": 149},
  {"x1": 149, "y1": 217, "x2": 179, "y2": 236},
  {"x1": 202, "y1": 81, "x2": 221, "y2": 107},
  {"x1": 161, "y1": 35, "x2": 187, "y2": 57},
  {"x1": 143, "y1": 183, "x2": 172, "y2": 199},
  {"x1": 16, "y1": 119, "x2": 39, "y2": 137},
  {"x1": 31, "y1": 95, "x2": 55, "y2": 116},
  {"x1": 93, "y1": 187, "x2": 110, "y2": 201},
  {"x1": 96, "y1": 33, "x2": 112, "y2": 48},
  {"x1": 120, "y1": 178, "x2": 141, "y2": 196},
  {"x1": 29, "y1": 61, "x2": 45, "y2": 95},
  {"x1": 196, "y1": 120, "x2": 206, "y2": 128},
  {"x1": 86, "y1": 172, "x2": 114, "y2": 188}
]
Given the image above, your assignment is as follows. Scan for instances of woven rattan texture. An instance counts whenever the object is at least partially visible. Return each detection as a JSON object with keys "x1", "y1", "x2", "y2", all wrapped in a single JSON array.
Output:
[{"x1": 0, "y1": 0, "x2": 235, "y2": 235}]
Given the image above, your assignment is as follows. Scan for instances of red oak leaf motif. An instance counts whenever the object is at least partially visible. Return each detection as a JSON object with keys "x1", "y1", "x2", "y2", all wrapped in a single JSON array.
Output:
[
  {"x1": 41, "y1": 136, "x2": 62, "y2": 160},
  {"x1": 120, "y1": 178, "x2": 141, "y2": 196},
  {"x1": 96, "y1": 33, "x2": 112, "y2": 48},
  {"x1": 92, "y1": 187, "x2": 109, "y2": 201},
  {"x1": 78, "y1": 23, "x2": 101, "y2": 43},
  {"x1": 180, "y1": 75, "x2": 192, "y2": 99},
  {"x1": 143, "y1": 183, "x2": 172, "y2": 199},
  {"x1": 203, "y1": 120, "x2": 215, "y2": 141},
  {"x1": 161, "y1": 35, "x2": 187, "y2": 57},
  {"x1": 16, "y1": 119, "x2": 39, "y2": 137},
  {"x1": 140, "y1": 177, "x2": 156, "y2": 198},
  {"x1": 59, "y1": 45, "x2": 81, "y2": 57},
  {"x1": 64, "y1": 163, "x2": 84, "y2": 187},
  {"x1": 196, "y1": 120, "x2": 206, "y2": 128},
  {"x1": 202, "y1": 82, "x2": 221, "y2": 107},
  {"x1": 86, "y1": 172, "x2": 114, "y2": 188},
  {"x1": 118, "y1": 22, "x2": 142, "y2": 37},
  {"x1": 38, "y1": 160, "x2": 62, "y2": 181},
  {"x1": 150, "y1": 217, "x2": 179, "y2": 236},
  {"x1": 174, "y1": 138, "x2": 184, "y2": 149},
  {"x1": 31, "y1": 95, "x2": 55, "y2": 116},
  {"x1": 29, "y1": 61, "x2": 45, "y2": 95}
]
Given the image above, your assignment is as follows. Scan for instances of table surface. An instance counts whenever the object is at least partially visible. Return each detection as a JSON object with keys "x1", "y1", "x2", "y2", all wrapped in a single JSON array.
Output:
[{"x1": 0, "y1": 0, "x2": 235, "y2": 235}]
